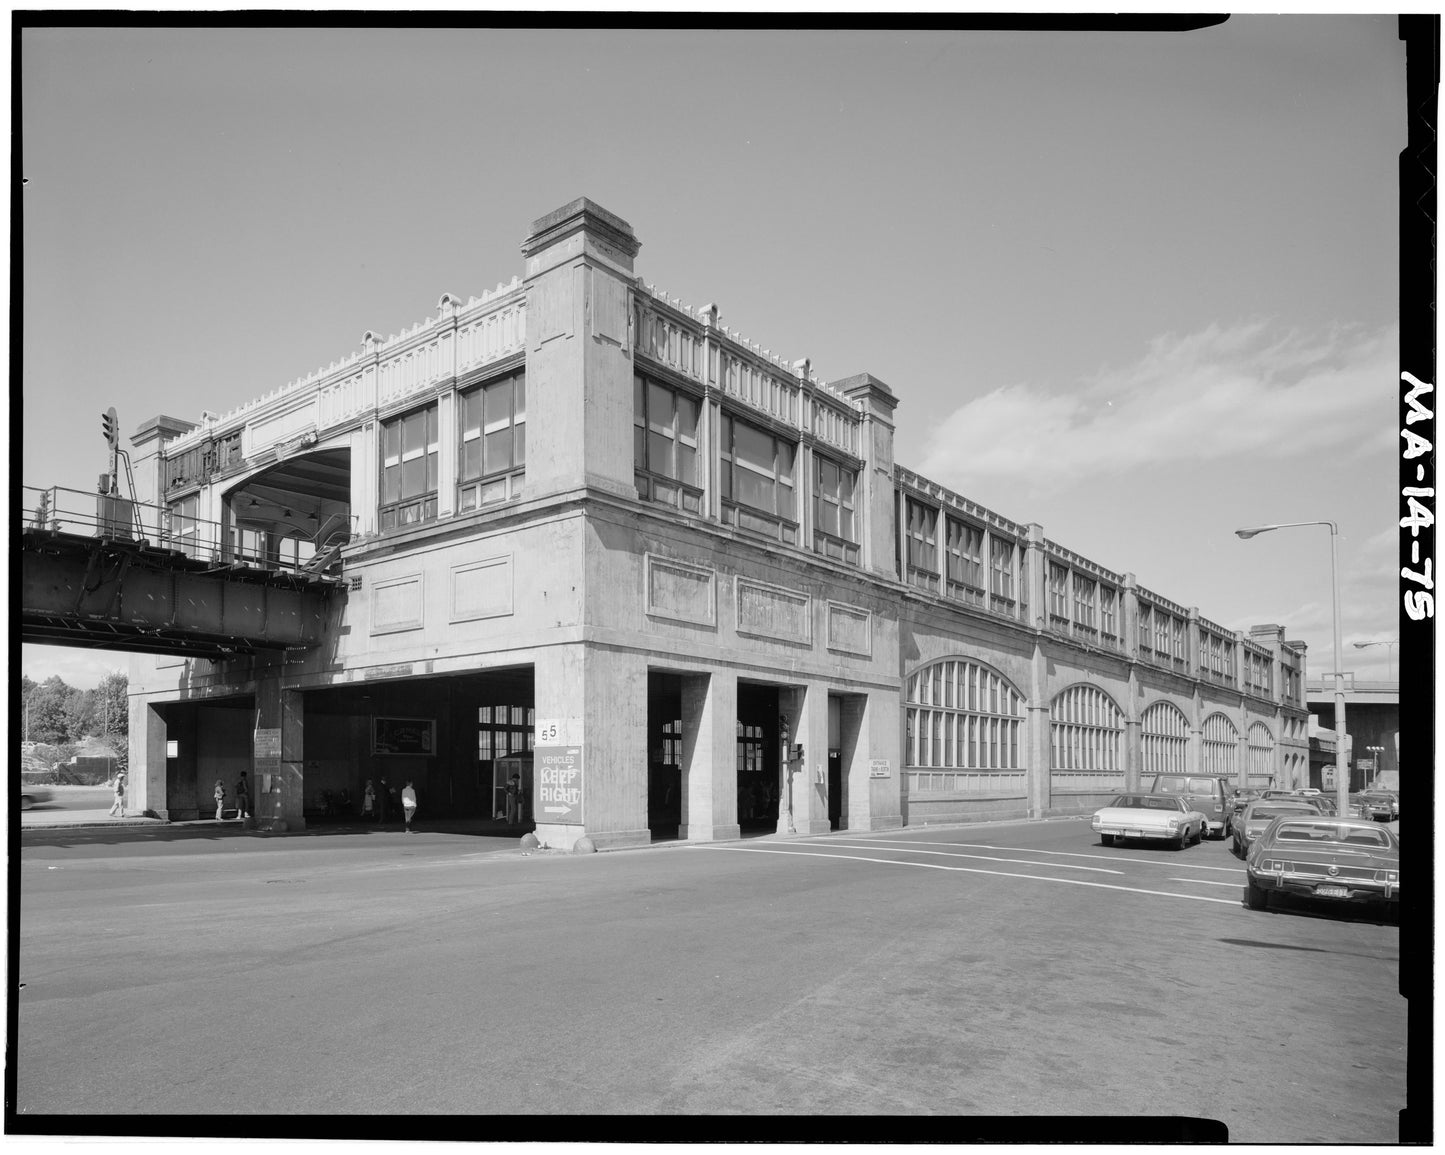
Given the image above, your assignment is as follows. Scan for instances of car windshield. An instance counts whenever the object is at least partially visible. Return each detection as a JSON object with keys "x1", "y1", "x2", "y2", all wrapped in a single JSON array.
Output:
[
  {"x1": 1152, "y1": 778, "x2": 1184, "y2": 794},
  {"x1": 1108, "y1": 795, "x2": 1181, "y2": 810},
  {"x1": 1274, "y1": 822, "x2": 1390, "y2": 849}
]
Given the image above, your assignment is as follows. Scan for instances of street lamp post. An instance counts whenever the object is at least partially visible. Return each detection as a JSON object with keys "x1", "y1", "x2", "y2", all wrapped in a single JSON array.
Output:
[
  {"x1": 1235, "y1": 520, "x2": 1348, "y2": 818},
  {"x1": 1352, "y1": 639, "x2": 1398, "y2": 682}
]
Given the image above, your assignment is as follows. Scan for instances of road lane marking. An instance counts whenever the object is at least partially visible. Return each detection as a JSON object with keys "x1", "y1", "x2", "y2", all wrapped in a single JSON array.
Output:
[
  {"x1": 837, "y1": 837, "x2": 1244, "y2": 874},
  {"x1": 692, "y1": 844, "x2": 1242, "y2": 906},
  {"x1": 1168, "y1": 878, "x2": 1244, "y2": 888},
  {"x1": 819, "y1": 841, "x2": 1124, "y2": 874}
]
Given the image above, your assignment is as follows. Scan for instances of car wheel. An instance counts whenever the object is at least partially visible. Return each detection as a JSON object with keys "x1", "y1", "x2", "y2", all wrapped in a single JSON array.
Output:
[
  {"x1": 1099, "y1": 833, "x2": 1115, "y2": 847},
  {"x1": 1175, "y1": 832, "x2": 1188, "y2": 850},
  {"x1": 1193, "y1": 824, "x2": 1204, "y2": 846},
  {"x1": 1244, "y1": 877, "x2": 1268, "y2": 911}
]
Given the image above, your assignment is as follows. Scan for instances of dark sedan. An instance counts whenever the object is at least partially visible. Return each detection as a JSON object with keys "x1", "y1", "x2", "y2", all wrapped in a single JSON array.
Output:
[
  {"x1": 1231, "y1": 799, "x2": 1319, "y2": 858},
  {"x1": 1245, "y1": 815, "x2": 1400, "y2": 917}
]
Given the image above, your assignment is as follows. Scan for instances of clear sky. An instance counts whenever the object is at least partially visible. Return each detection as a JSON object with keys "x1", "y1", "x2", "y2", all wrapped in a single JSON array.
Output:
[{"x1": 18, "y1": 18, "x2": 1408, "y2": 689}]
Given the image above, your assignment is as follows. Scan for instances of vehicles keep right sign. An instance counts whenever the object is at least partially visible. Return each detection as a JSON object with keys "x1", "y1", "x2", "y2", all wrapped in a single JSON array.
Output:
[{"x1": 535, "y1": 746, "x2": 583, "y2": 825}]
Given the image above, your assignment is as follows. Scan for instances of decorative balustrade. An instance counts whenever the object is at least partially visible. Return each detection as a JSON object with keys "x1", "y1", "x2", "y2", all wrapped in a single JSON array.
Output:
[
  {"x1": 893, "y1": 467, "x2": 1029, "y2": 539},
  {"x1": 1040, "y1": 538, "x2": 1126, "y2": 587},
  {"x1": 633, "y1": 281, "x2": 861, "y2": 455},
  {"x1": 163, "y1": 279, "x2": 527, "y2": 464}
]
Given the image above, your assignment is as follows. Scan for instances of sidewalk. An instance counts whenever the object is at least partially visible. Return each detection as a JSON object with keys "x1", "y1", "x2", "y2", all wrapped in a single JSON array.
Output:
[{"x1": 19, "y1": 806, "x2": 534, "y2": 839}]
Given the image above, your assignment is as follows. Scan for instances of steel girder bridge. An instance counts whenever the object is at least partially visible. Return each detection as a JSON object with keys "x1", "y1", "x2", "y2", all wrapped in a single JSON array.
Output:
[{"x1": 20, "y1": 485, "x2": 343, "y2": 660}]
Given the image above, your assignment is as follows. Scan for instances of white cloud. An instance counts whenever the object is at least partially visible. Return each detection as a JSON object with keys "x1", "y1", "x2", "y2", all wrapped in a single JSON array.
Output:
[{"x1": 918, "y1": 321, "x2": 1398, "y2": 492}]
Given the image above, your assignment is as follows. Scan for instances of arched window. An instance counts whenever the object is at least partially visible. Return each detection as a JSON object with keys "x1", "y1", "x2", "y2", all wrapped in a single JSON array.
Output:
[
  {"x1": 1050, "y1": 685, "x2": 1123, "y2": 771},
  {"x1": 1247, "y1": 722, "x2": 1274, "y2": 782},
  {"x1": 905, "y1": 659, "x2": 1024, "y2": 775},
  {"x1": 1202, "y1": 713, "x2": 1239, "y2": 776},
  {"x1": 1141, "y1": 701, "x2": 1189, "y2": 775}
]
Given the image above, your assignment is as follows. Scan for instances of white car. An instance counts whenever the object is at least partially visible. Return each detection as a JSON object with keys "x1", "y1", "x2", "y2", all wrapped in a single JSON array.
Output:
[{"x1": 1092, "y1": 792, "x2": 1207, "y2": 850}]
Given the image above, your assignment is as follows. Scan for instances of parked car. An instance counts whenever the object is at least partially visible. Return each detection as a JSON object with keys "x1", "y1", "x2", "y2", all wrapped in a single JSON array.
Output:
[
  {"x1": 1245, "y1": 815, "x2": 1400, "y2": 917},
  {"x1": 1231, "y1": 799, "x2": 1319, "y2": 858},
  {"x1": 18, "y1": 782, "x2": 53, "y2": 810},
  {"x1": 1289, "y1": 792, "x2": 1338, "y2": 816},
  {"x1": 1355, "y1": 790, "x2": 1399, "y2": 822},
  {"x1": 1226, "y1": 789, "x2": 1263, "y2": 833},
  {"x1": 1092, "y1": 792, "x2": 1206, "y2": 850},
  {"x1": 1148, "y1": 773, "x2": 1233, "y2": 839}
]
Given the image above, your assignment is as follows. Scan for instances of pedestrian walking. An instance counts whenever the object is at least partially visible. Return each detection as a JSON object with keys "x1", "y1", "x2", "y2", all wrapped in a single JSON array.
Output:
[
  {"x1": 401, "y1": 780, "x2": 418, "y2": 833},
  {"x1": 363, "y1": 779, "x2": 376, "y2": 820},
  {"x1": 214, "y1": 779, "x2": 226, "y2": 820},
  {"x1": 109, "y1": 770, "x2": 126, "y2": 817},
  {"x1": 235, "y1": 771, "x2": 250, "y2": 819}
]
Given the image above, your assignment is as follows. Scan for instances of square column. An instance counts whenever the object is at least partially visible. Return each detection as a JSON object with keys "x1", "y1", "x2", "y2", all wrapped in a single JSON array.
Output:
[
  {"x1": 255, "y1": 672, "x2": 306, "y2": 832},
  {"x1": 680, "y1": 671, "x2": 739, "y2": 842},
  {"x1": 1026, "y1": 640, "x2": 1051, "y2": 817},
  {"x1": 842, "y1": 688, "x2": 902, "y2": 833},
  {"x1": 129, "y1": 699, "x2": 168, "y2": 818},
  {"x1": 533, "y1": 643, "x2": 650, "y2": 851},
  {"x1": 780, "y1": 682, "x2": 831, "y2": 836}
]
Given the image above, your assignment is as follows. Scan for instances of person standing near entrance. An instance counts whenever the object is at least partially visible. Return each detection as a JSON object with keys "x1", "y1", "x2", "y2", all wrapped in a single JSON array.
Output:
[
  {"x1": 214, "y1": 779, "x2": 226, "y2": 820},
  {"x1": 363, "y1": 779, "x2": 376, "y2": 820},
  {"x1": 401, "y1": 780, "x2": 417, "y2": 833},
  {"x1": 506, "y1": 772, "x2": 522, "y2": 824},
  {"x1": 378, "y1": 777, "x2": 390, "y2": 825},
  {"x1": 235, "y1": 771, "x2": 251, "y2": 820},
  {"x1": 109, "y1": 770, "x2": 126, "y2": 817}
]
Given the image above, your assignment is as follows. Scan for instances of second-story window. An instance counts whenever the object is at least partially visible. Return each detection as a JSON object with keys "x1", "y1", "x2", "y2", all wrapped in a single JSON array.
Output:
[
  {"x1": 1100, "y1": 586, "x2": 1117, "y2": 644},
  {"x1": 1154, "y1": 609, "x2": 1172, "y2": 656},
  {"x1": 945, "y1": 517, "x2": 985, "y2": 606},
  {"x1": 1048, "y1": 563, "x2": 1071, "y2": 629},
  {"x1": 989, "y1": 536, "x2": 1016, "y2": 615},
  {"x1": 904, "y1": 498, "x2": 938, "y2": 589},
  {"x1": 380, "y1": 404, "x2": 438, "y2": 531},
  {"x1": 812, "y1": 455, "x2": 859, "y2": 563},
  {"x1": 1073, "y1": 574, "x2": 1097, "y2": 639},
  {"x1": 459, "y1": 371, "x2": 526, "y2": 511},
  {"x1": 634, "y1": 374, "x2": 701, "y2": 513},
  {"x1": 1138, "y1": 604, "x2": 1152, "y2": 654},
  {"x1": 720, "y1": 413, "x2": 796, "y2": 543}
]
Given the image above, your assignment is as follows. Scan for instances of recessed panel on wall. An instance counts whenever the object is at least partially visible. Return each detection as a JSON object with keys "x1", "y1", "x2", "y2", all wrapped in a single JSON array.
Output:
[
  {"x1": 644, "y1": 554, "x2": 716, "y2": 627},
  {"x1": 451, "y1": 555, "x2": 514, "y2": 623},
  {"x1": 826, "y1": 601, "x2": 872, "y2": 657},
  {"x1": 372, "y1": 572, "x2": 424, "y2": 635},
  {"x1": 736, "y1": 577, "x2": 811, "y2": 645}
]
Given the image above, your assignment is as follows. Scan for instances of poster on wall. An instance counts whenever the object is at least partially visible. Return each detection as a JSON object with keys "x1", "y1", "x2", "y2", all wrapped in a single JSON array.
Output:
[{"x1": 372, "y1": 716, "x2": 436, "y2": 756}]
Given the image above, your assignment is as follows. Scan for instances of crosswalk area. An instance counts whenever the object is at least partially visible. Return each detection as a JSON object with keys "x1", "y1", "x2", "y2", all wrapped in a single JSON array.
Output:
[{"x1": 693, "y1": 829, "x2": 1249, "y2": 908}]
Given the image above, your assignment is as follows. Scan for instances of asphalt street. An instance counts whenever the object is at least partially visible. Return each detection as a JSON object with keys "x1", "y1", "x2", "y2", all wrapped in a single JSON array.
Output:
[{"x1": 14, "y1": 815, "x2": 1409, "y2": 1140}]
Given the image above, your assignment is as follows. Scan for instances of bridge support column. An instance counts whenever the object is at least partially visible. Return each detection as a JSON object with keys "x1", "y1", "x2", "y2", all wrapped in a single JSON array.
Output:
[
  {"x1": 130, "y1": 700, "x2": 168, "y2": 818},
  {"x1": 255, "y1": 674, "x2": 306, "y2": 832}
]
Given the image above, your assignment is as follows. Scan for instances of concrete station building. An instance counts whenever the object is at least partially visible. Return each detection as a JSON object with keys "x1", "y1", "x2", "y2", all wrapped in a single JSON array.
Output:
[{"x1": 125, "y1": 198, "x2": 1311, "y2": 848}]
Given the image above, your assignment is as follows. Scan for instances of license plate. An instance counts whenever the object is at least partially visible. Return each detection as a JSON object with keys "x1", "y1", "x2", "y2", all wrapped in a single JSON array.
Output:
[
  {"x1": 1316, "y1": 885, "x2": 1350, "y2": 898},
  {"x1": 1125, "y1": 831, "x2": 1144, "y2": 839}
]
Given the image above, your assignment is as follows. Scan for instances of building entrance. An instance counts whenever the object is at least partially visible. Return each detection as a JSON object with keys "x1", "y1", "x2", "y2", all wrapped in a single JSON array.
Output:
[
  {"x1": 300, "y1": 666, "x2": 535, "y2": 822},
  {"x1": 737, "y1": 682, "x2": 782, "y2": 832},
  {"x1": 647, "y1": 673, "x2": 684, "y2": 840}
]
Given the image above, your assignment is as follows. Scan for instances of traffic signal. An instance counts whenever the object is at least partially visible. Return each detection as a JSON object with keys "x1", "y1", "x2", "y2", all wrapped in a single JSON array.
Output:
[{"x1": 102, "y1": 407, "x2": 118, "y2": 447}]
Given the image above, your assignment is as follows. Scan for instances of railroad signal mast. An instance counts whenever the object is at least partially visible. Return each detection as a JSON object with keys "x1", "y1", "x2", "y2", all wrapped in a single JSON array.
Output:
[
  {"x1": 101, "y1": 406, "x2": 120, "y2": 494},
  {"x1": 96, "y1": 406, "x2": 141, "y2": 538}
]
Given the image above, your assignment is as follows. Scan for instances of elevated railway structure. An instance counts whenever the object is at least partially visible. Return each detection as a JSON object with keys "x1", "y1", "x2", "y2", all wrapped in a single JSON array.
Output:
[{"x1": 20, "y1": 484, "x2": 343, "y2": 659}]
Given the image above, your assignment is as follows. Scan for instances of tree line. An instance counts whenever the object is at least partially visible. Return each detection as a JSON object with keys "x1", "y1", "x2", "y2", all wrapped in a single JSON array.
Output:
[{"x1": 21, "y1": 672, "x2": 129, "y2": 748}]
